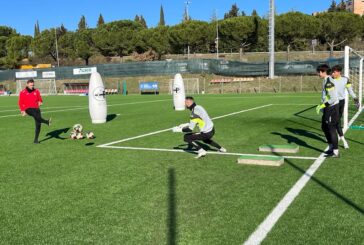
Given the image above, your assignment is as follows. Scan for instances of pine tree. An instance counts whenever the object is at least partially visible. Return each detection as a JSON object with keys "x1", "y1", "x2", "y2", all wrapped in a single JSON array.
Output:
[
  {"x1": 78, "y1": 15, "x2": 87, "y2": 30},
  {"x1": 134, "y1": 15, "x2": 140, "y2": 22},
  {"x1": 97, "y1": 14, "x2": 105, "y2": 27},
  {"x1": 224, "y1": 3, "x2": 240, "y2": 19},
  {"x1": 328, "y1": 0, "x2": 337, "y2": 12},
  {"x1": 338, "y1": 0, "x2": 347, "y2": 11},
  {"x1": 159, "y1": 5, "x2": 165, "y2": 26},
  {"x1": 241, "y1": 11, "x2": 246, "y2": 16},
  {"x1": 34, "y1": 20, "x2": 40, "y2": 37},
  {"x1": 251, "y1": 9, "x2": 258, "y2": 16},
  {"x1": 183, "y1": 7, "x2": 191, "y2": 22},
  {"x1": 140, "y1": 15, "x2": 147, "y2": 28},
  {"x1": 58, "y1": 24, "x2": 67, "y2": 36}
]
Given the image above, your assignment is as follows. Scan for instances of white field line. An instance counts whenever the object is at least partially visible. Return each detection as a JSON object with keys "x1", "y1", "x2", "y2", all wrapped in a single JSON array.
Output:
[
  {"x1": 0, "y1": 105, "x2": 85, "y2": 113},
  {"x1": 97, "y1": 104, "x2": 273, "y2": 147},
  {"x1": 99, "y1": 146, "x2": 318, "y2": 160},
  {"x1": 0, "y1": 99, "x2": 171, "y2": 119},
  {"x1": 273, "y1": 104, "x2": 315, "y2": 106},
  {"x1": 243, "y1": 107, "x2": 364, "y2": 245}
]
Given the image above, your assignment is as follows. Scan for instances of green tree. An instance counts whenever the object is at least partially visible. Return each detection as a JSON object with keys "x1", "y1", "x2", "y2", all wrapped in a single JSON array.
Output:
[
  {"x1": 134, "y1": 15, "x2": 147, "y2": 28},
  {"x1": 224, "y1": 3, "x2": 240, "y2": 19},
  {"x1": 58, "y1": 32, "x2": 76, "y2": 59},
  {"x1": 74, "y1": 29, "x2": 94, "y2": 65},
  {"x1": 169, "y1": 20, "x2": 212, "y2": 54},
  {"x1": 92, "y1": 27, "x2": 114, "y2": 56},
  {"x1": 0, "y1": 36, "x2": 7, "y2": 58},
  {"x1": 97, "y1": 14, "x2": 105, "y2": 27},
  {"x1": 328, "y1": 0, "x2": 337, "y2": 12},
  {"x1": 0, "y1": 26, "x2": 16, "y2": 60},
  {"x1": 78, "y1": 15, "x2": 87, "y2": 31},
  {"x1": 141, "y1": 26, "x2": 170, "y2": 59},
  {"x1": 337, "y1": 0, "x2": 347, "y2": 11},
  {"x1": 183, "y1": 7, "x2": 191, "y2": 22},
  {"x1": 34, "y1": 21, "x2": 40, "y2": 37},
  {"x1": 140, "y1": 15, "x2": 147, "y2": 28},
  {"x1": 219, "y1": 16, "x2": 256, "y2": 52},
  {"x1": 57, "y1": 24, "x2": 67, "y2": 36},
  {"x1": 159, "y1": 5, "x2": 165, "y2": 26},
  {"x1": 276, "y1": 12, "x2": 320, "y2": 51},
  {"x1": 93, "y1": 20, "x2": 144, "y2": 59},
  {"x1": 0, "y1": 26, "x2": 16, "y2": 37},
  {"x1": 32, "y1": 29, "x2": 58, "y2": 62},
  {"x1": 317, "y1": 12, "x2": 361, "y2": 56},
  {"x1": 5, "y1": 35, "x2": 32, "y2": 67},
  {"x1": 252, "y1": 9, "x2": 258, "y2": 17}
]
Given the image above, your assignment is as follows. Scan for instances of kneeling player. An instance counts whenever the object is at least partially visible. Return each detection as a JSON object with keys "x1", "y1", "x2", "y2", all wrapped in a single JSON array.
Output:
[{"x1": 172, "y1": 96, "x2": 226, "y2": 158}]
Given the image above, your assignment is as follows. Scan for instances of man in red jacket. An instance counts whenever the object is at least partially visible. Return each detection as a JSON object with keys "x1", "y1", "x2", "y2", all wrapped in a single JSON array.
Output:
[{"x1": 18, "y1": 79, "x2": 51, "y2": 144}]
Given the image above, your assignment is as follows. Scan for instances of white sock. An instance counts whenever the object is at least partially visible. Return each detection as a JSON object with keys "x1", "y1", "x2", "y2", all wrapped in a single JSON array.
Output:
[{"x1": 333, "y1": 149, "x2": 339, "y2": 155}]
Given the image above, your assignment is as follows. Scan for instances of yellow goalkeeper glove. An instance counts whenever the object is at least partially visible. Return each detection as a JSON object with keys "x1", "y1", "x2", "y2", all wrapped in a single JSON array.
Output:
[{"x1": 316, "y1": 104, "x2": 326, "y2": 115}]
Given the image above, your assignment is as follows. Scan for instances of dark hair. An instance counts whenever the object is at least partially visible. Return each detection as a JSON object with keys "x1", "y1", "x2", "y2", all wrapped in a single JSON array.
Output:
[
  {"x1": 185, "y1": 96, "x2": 194, "y2": 100},
  {"x1": 316, "y1": 64, "x2": 331, "y2": 74},
  {"x1": 27, "y1": 79, "x2": 35, "y2": 83},
  {"x1": 331, "y1": 65, "x2": 343, "y2": 73}
]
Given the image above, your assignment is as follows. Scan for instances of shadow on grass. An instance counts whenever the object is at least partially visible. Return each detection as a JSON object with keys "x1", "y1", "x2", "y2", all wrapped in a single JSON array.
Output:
[
  {"x1": 285, "y1": 127, "x2": 326, "y2": 143},
  {"x1": 40, "y1": 127, "x2": 70, "y2": 143},
  {"x1": 107, "y1": 114, "x2": 117, "y2": 122},
  {"x1": 173, "y1": 143, "x2": 218, "y2": 154},
  {"x1": 294, "y1": 105, "x2": 321, "y2": 123},
  {"x1": 272, "y1": 150, "x2": 364, "y2": 215},
  {"x1": 288, "y1": 119, "x2": 364, "y2": 146},
  {"x1": 285, "y1": 157, "x2": 364, "y2": 215},
  {"x1": 167, "y1": 168, "x2": 177, "y2": 245},
  {"x1": 271, "y1": 132, "x2": 323, "y2": 153}
]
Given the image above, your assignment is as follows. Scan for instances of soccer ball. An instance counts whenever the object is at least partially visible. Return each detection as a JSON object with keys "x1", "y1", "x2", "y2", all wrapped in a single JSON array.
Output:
[
  {"x1": 73, "y1": 124, "x2": 83, "y2": 132},
  {"x1": 76, "y1": 132, "x2": 84, "y2": 140},
  {"x1": 70, "y1": 132, "x2": 77, "y2": 140},
  {"x1": 86, "y1": 132, "x2": 95, "y2": 139}
]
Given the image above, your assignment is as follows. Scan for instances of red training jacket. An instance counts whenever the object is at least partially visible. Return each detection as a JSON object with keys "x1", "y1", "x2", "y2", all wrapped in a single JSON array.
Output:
[{"x1": 18, "y1": 88, "x2": 43, "y2": 111}]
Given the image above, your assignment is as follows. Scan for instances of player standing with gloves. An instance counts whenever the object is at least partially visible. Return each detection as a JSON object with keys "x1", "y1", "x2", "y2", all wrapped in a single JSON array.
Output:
[
  {"x1": 172, "y1": 96, "x2": 226, "y2": 158},
  {"x1": 316, "y1": 65, "x2": 340, "y2": 157},
  {"x1": 18, "y1": 79, "x2": 51, "y2": 144},
  {"x1": 331, "y1": 65, "x2": 359, "y2": 149}
]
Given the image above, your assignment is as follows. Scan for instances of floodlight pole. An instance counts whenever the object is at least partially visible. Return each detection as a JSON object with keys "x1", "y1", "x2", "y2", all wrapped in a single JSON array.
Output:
[
  {"x1": 216, "y1": 10, "x2": 219, "y2": 60},
  {"x1": 55, "y1": 28, "x2": 60, "y2": 67},
  {"x1": 269, "y1": 0, "x2": 275, "y2": 79},
  {"x1": 185, "y1": 1, "x2": 191, "y2": 59}
]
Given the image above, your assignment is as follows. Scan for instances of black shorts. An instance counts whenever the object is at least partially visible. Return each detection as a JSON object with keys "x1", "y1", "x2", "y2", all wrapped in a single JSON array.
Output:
[{"x1": 184, "y1": 128, "x2": 215, "y2": 142}]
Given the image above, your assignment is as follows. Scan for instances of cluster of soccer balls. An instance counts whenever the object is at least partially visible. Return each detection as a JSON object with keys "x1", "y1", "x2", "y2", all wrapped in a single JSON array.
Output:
[{"x1": 70, "y1": 124, "x2": 95, "y2": 140}]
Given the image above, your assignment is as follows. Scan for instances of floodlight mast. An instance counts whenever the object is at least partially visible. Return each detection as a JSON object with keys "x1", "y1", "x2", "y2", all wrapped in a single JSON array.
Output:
[
  {"x1": 185, "y1": 1, "x2": 191, "y2": 59},
  {"x1": 216, "y1": 10, "x2": 219, "y2": 59},
  {"x1": 269, "y1": 0, "x2": 275, "y2": 79},
  {"x1": 55, "y1": 28, "x2": 60, "y2": 67}
]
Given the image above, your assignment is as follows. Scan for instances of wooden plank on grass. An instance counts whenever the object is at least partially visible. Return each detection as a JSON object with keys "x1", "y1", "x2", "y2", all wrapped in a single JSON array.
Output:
[{"x1": 237, "y1": 155, "x2": 284, "y2": 167}]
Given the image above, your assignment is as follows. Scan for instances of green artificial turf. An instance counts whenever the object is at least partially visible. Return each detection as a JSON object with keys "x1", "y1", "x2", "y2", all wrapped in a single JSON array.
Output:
[{"x1": 0, "y1": 93, "x2": 363, "y2": 244}]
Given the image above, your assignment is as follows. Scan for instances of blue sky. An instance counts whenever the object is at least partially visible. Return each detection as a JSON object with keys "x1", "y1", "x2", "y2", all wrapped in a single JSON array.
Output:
[{"x1": 0, "y1": 0, "x2": 333, "y2": 35}]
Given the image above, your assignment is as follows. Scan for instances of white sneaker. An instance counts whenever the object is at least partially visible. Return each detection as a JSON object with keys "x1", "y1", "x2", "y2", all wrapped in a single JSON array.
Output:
[
  {"x1": 195, "y1": 149, "x2": 207, "y2": 159},
  {"x1": 219, "y1": 147, "x2": 227, "y2": 153},
  {"x1": 341, "y1": 137, "x2": 349, "y2": 149}
]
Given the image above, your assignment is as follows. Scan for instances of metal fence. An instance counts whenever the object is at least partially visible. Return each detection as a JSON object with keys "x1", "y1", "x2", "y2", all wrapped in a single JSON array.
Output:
[{"x1": 0, "y1": 57, "x2": 349, "y2": 83}]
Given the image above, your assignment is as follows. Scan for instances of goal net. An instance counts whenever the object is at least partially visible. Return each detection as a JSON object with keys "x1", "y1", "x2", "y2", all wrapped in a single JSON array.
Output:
[
  {"x1": 343, "y1": 46, "x2": 363, "y2": 132},
  {"x1": 169, "y1": 78, "x2": 200, "y2": 95},
  {"x1": 16, "y1": 79, "x2": 57, "y2": 95}
]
